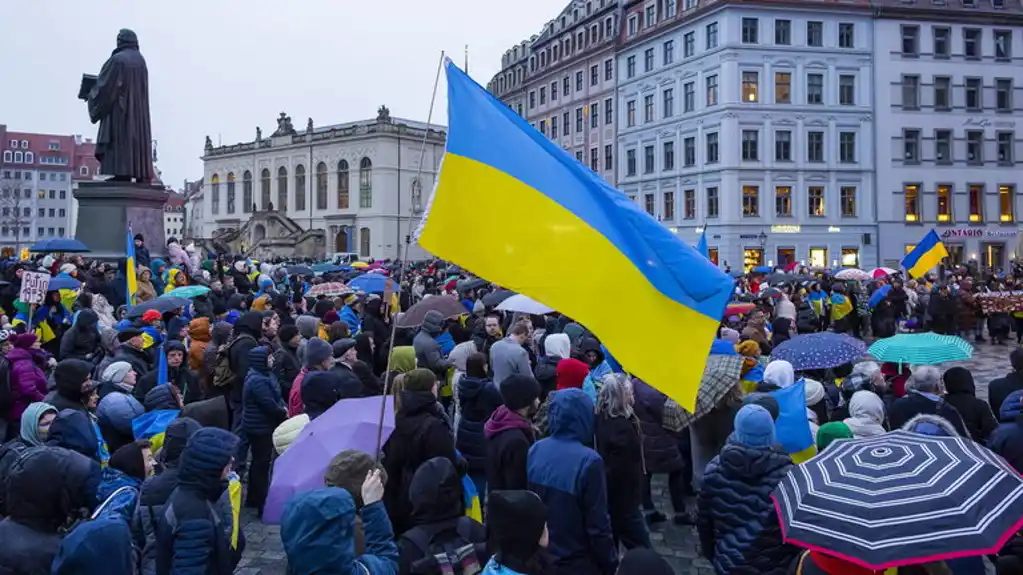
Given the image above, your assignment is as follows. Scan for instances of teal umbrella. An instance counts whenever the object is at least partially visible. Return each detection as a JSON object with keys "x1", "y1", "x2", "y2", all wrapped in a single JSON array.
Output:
[
  {"x1": 161, "y1": 285, "x2": 211, "y2": 299},
  {"x1": 867, "y1": 333, "x2": 973, "y2": 366}
]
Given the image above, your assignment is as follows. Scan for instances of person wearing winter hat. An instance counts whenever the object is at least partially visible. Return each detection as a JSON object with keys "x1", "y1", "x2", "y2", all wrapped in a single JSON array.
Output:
[
  {"x1": 141, "y1": 308, "x2": 163, "y2": 325},
  {"x1": 96, "y1": 391, "x2": 145, "y2": 453},
  {"x1": 696, "y1": 404, "x2": 797, "y2": 574},
  {"x1": 482, "y1": 490, "x2": 549, "y2": 575},
  {"x1": 816, "y1": 421, "x2": 853, "y2": 452},
  {"x1": 97, "y1": 361, "x2": 136, "y2": 399},
  {"x1": 112, "y1": 328, "x2": 151, "y2": 377},
  {"x1": 134, "y1": 339, "x2": 199, "y2": 403},
  {"x1": 45, "y1": 358, "x2": 98, "y2": 414},
  {"x1": 7, "y1": 332, "x2": 50, "y2": 431},
  {"x1": 155, "y1": 427, "x2": 241, "y2": 575},
  {"x1": 98, "y1": 439, "x2": 154, "y2": 504},
  {"x1": 555, "y1": 357, "x2": 589, "y2": 391},
  {"x1": 289, "y1": 337, "x2": 334, "y2": 417},
  {"x1": 322, "y1": 309, "x2": 340, "y2": 326},
  {"x1": 242, "y1": 346, "x2": 286, "y2": 515},
  {"x1": 273, "y1": 324, "x2": 302, "y2": 399},
  {"x1": 485, "y1": 374, "x2": 541, "y2": 493},
  {"x1": 134, "y1": 233, "x2": 152, "y2": 269}
]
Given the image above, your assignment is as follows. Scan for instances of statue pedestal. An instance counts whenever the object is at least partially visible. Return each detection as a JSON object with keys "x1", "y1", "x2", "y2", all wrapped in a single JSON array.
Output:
[{"x1": 74, "y1": 180, "x2": 168, "y2": 260}]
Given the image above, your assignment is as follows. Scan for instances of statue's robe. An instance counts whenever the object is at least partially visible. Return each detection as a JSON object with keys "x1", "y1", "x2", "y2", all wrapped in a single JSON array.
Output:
[{"x1": 88, "y1": 37, "x2": 154, "y2": 183}]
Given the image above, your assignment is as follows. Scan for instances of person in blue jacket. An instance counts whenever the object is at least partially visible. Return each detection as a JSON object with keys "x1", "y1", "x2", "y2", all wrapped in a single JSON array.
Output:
[
  {"x1": 339, "y1": 293, "x2": 362, "y2": 335},
  {"x1": 527, "y1": 388, "x2": 618, "y2": 575},
  {"x1": 281, "y1": 470, "x2": 399, "y2": 575},
  {"x1": 241, "y1": 346, "x2": 287, "y2": 516}
]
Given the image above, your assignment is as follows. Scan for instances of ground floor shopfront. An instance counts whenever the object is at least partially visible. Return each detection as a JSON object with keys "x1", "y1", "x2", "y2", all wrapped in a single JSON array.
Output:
[
  {"x1": 674, "y1": 223, "x2": 879, "y2": 272},
  {"x1": 878, "y1": 224, "x2": 1023, "y2": 272}
]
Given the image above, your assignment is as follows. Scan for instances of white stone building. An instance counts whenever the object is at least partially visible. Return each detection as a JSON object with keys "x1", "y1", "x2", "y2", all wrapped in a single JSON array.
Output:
[
  {"x1": 199, "y1": 108, "x2": 445, "y2": 261},
  {"x1": 617, "y1": 0, "x2": 878, "y2": 272},
  {"x1": 872, "y1": 0, "x2": 1023, "y2": 270}
]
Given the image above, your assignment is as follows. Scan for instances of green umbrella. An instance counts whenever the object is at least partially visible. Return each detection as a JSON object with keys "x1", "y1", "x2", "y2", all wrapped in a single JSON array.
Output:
[
  {"x1": 867, "y1": 333, "x2": 973, "y2": 366},
  {"x1": 161, "y1": 285, "x2": 211, "y2": 299}
]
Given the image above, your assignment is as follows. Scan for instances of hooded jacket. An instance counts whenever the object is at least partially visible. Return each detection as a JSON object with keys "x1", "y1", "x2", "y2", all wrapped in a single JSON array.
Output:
[
  {"x1": 989, "y1": 389, "x2": 1023, "y2": 474},
  {"x1": 0, "y1": 446, "x2": 101, "y2": 575},
  {"x1": 527, "y1": 389, "x2": 618, "y2": 575},
  {"x1": 135, "y1": 340, "x2": 199, "y2": 403},
  {"x1": 534, "y1": 334, "x2": 570, "y2": 401},
  {"x1": 280, "y1": 488, "x2": 399, "y2": 575},
  {"x1": 60, "y1": 309, "x2": 102, "y2": 362},
  {"x1": 201, "y1": 322, "x2": 233, "y2": 394},
  {"x1": 412, "y1": 310, "x2": 451, "y2": 378},
  {"x1": 45, "y1": 359, "x2": 96, "y2": 414},
  {"x1": 7, "y1": 346, "x2": 49, "y2": 421},
  {"x1": 490, "y1": 336, "x2": 532, "y2": 387},
  {"x1": 188, "y1": 317, "x2": 212, "y2": 371},
  {"x1": 227, "y1": 311, "x2": 264, "y2": 402},
  {"x1": 485, "y1": 405, "x2": 536, "y2": 492},
  {"x1": 456, "y1": 374, "x2": 503, "y2": 473},
  {"x1": 242, "y1": 346, "x2": 287, "y2": 435},
  {"x1": 696, "y1": 437, "x2": 797, "y2": 575},
  {"x1": 842, "y1": 391, "x2": 887, "y2": 439},
  {"x1": 51, "y1": 514, "x2": 137, "y2": 575},
  {"x1": 47, "y1": 409, "x2": 101, "y2": 460},
  {"x1": 136, "y1": 266, "x2": 157, "y2": 303},
  {"x1": 942, "y1": 367, "x2": 998, "y2": 443}
]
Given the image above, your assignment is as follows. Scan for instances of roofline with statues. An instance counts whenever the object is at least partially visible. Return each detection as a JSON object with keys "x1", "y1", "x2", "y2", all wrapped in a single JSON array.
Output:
[{"x1": 201, "y1": 106, "x2": 447, "y2": 160}]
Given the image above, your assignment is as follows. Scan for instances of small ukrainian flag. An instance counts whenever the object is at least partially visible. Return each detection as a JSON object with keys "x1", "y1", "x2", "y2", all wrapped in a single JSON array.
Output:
[{"x1": 902, "y1": 230, "x2": 948, "y2": 279}]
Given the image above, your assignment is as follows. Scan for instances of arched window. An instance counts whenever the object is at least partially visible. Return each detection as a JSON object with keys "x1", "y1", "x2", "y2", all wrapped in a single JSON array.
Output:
[
  {"x1": 2, "y1": 151, "x2": 11, "y2": 163},
  {"x1": 226, "y1": 172, "x2": 236, "y2": 213},
  {"x1": 337, "y1": 160, "x2": 350, "y2": 209},
  {"x1": 294, "y1": 165, "x2": 306, "y2": 211},
  {"x1": 359, "y1": 227, "x2": 371, "y2": 257},
  {"x1": 13, "y1": 151, "x2": 22, "y2": 163},
  {"x1": 315, "y1": 162, "x2": 328, "y2": 210},
  {"x1": 242, "y1": 170, "x2": 253, "y2": 213},
  {"x1": 260, "y1": 169, "x2": 271, "y2": 210},
  {"x1": 411, "y1": 178, "x2": 423, "y2": 213},
  {"x1": 24, "y1": 152, "x2": 33, "y2": 164},
  {"x1": 359, "y1": 157, "x2": 372, "y2": 208},
  {"x1": 277, "y1": 166, "x2": 288, "y2": 211},
  {"x1": 210, "y1": 174, "x2": 220, "y2": 214}
]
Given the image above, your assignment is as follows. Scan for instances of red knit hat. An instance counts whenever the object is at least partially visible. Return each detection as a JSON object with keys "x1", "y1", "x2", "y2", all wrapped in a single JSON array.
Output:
[
  {"x1": 556, "y1": 358, "x2": 589, "y2": 390},
  {"x1": 142, "y1": 309, "x2": 162, "y2": 323},
  {"x1": 13, "y1": 333, "x2": 37, "y2": 349},
  {"x1": 322, "y1": 310, "x2": 340, "y2": 326}
]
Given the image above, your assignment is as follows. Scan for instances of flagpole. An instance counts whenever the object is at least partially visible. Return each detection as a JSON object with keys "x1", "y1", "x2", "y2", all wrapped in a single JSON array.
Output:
[{"x1": 374, "y1": 50, "x2": 446, "y2": 463}]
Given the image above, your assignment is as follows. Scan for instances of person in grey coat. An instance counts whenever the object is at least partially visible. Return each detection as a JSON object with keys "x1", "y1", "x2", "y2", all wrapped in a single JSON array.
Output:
[
  {"x1": 489, "y1": 323, "x2": 533, "y2": 387},
  {"x1": 413, "y1": 310, "x2": 451, "y2": 379}
]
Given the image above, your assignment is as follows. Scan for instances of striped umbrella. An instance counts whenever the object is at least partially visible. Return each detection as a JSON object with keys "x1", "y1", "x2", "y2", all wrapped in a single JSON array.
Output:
[
  {"x1": 867, "y1": 333, "x2": 972, "y2": 366},
  {"x1": 772, "y1": 431, "x2": 1023, "y2": 570},
  {"x1": 304, "y1": 282, "x2": 352, "y2": 298}
]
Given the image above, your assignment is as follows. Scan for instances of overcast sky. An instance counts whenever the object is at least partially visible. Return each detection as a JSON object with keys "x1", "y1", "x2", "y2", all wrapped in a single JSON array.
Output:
[{"x1": 0, "y1": 0, "x2": 555, "y2": 188}]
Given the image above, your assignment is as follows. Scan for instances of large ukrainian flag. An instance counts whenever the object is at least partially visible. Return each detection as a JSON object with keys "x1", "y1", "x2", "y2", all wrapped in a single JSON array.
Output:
[
  {"x1": 416, "y1": 60, "x2": 733, "y2": 410},
  {"x1": 126, "y1": 225, "x2": 138, "y2": 307},
  {"x1": 902, "y1": 230, "x2": 948, "y2": 279}
]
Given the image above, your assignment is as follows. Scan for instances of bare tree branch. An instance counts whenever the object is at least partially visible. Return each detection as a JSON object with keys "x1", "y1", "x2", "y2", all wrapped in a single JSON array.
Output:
[{"x1": 0, "y1": 174, "x2": 33, "y2": 254}]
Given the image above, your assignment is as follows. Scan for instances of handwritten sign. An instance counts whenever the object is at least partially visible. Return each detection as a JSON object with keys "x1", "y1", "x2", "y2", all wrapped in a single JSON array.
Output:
[{"x1": 19, "y1": 271, "x2": 51, "y2": 305}]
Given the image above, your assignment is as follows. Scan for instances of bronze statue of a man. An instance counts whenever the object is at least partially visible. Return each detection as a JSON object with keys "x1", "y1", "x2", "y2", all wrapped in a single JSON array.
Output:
[{"x1": 84, "y1": 29, "x2": 154, "y2": 183}]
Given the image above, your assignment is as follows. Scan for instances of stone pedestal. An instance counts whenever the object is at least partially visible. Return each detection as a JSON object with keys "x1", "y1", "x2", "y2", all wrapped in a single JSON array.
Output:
[{"x1": 74, "y1": 180, "x2": 168, "y2": 260}]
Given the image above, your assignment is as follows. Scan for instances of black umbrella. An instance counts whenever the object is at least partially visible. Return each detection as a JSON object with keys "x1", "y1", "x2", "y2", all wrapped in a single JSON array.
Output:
[
  {"x1": 125, "y1": 296, "x2": 189, "y2": 319},
  {"x1": 482, "y1": 289, "x2": 515, "y2": 308},
  {"x1": 456, "y1": 278, "x2": 488, "y2": 293},
  {"x1": 286, "y1": 264, "x2": 313, "y2": 276},
  {"x1": 398, "y1": 296, "x2": 468, "y2": 327}
]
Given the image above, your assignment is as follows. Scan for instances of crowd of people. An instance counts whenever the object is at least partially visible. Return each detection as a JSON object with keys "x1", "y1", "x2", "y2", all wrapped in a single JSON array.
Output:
[{"x1": 0, "y1": 236, "x2": 1020, "y2": 575}]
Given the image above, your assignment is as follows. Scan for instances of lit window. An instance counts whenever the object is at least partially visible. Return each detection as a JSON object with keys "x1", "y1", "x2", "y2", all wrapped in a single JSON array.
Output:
[
  {"x1": 999, "y1": 184, "x2": 1015, "y2": 222},
  {"x1": 937, "y1": 185, "x2": 953, "y2": 222},
  {"x1": 969, "y1": 185, "x2": 984, "y2": 222},
  {"x1": 742, "y1": 185, "x2": 759, "y2": 217},
  {"x1": 742, "y1": 71, "x2": 759, "y2": 102},
  {"x1": 904, "y1": 184, "x2": 920, "y2": 221}
]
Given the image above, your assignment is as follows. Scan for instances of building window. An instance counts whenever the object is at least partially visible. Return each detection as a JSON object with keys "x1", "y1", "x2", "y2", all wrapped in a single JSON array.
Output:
[
  {"x1": 684, "y1": 137, "x2": 696, "y2": 166},
  {"x1": 59, "y1": 208, "x2": 65, "y2": 217},
  {"x1": 294, "y1": 165, "x2": 306, "y2": 211},
  {"x1": 664, "y1": 191, "x2": 675, "y2": 220},
  {"x1": 1000, "y1": 184, "x2": 1015, "y2": 222},
  {"x1": 591, "y1": 65, "x2": 599, "y2": 86},
  {"x1": 807, "y1": 74, "x2": 824, "y2": 104},
  {"x1": 965, "y1": 78, "x2": 982, "y2": 111},
  {"x1": 359, "y1": 157, "x2": 373, "y2": 208},
  {"x1": 240, "y1": 170, "x2": 253, "y2": 213},
  {"x1": 809, "y1": 248, "x2": 828, "y2": 268},
  {"x1": 663, "y1": 141, "x2": 675, "y2": 170},
  {"x1": 539, "y1": 86, "x2": 546, "y2": 105},
  {"x1": 576, "y1": 71, "x2": 584, "y2": 91},
  {"x1": 934, "y1": 76, "x2": 951, "y2": 110},
  {"x1": 706, "y1": 74, "x2": 718, "y2": 106},
  {"x1": 807, "y1": 131, "x2": 824, "y2": 162},
  {"x1": 1, "y1": 151, "x2": 9, "y2": 163},
  {"x1": 838, "y1": 23, "x2": 854, "y2": 48},
  {"x1": 260, "y1": 168, "x2": 271, "y2": 209},
  {"x1": 933, "y1": 27, "x2": 950, "y2": 57},
  {"x1": 539, "y1": 120, "x2": 547, "y2": 136},
  {"x1": 964, "y1": 28, "x2": 981, "y2": 59},
  {"x1": 590, "y1": 147, "x2": 599, "y2": 172},
  {"x1": 662, "y1": 89, "x2": 674, "y2": 118},
  {"x1": 807, "y1": 21, "x2": 823, "y2": 47},
  {"x1": 563, "y1": 77, "x2": 570, "y2": 96},
  {"x1": 966, "y1": 131, "x2": 984, "y2": 164},
  {"x1": 741, "y1": 130, "x2": 759, "y2": 161},
  {"x1": 935, "y1": 129, "x2": 952, "y2": 163},
  {"x1": 683, "y1": 32, "x2": 695, "y2": 57},
  {"x1": 674, "y1": 189, "x2": 691, "y2": 220},
  {"x1": 563, "y1": 111, "x2": 571, "y2": 135},
  {"x1": 210, "y1": 174, "x2": 220, "y2": 214},
  {"x1": 277, "y1": 166, "x2": 288, "y2": 211},
  {"x1": 742, "y1": 18, "x2": 758, "y2": 44},
  {"x1": 314, "y1": 162, "x2": 327, "y2": 210},
  {"x1": 13, "y1": 152, "x2": 22, "y2": 163},
  {"x1": 643, "y1": 48, "x2": 654, "y2": 73},
  {"x1": 576, "y1": 107, "x2": 584, "y2": 132},
  {"x1": 998, "y1": 131, "x2": 1014, "y2": 164},
  {"x1": 997, "y1": 79, "x2": 1013, "y2": 111},
  {"x1": 840, "y1": 186, "x2": 856, "y2": 217},
  {"x1": 969, "y1": 184, "x2": 984, "y2": 222},
  {"x1": 775, "y1": 72, "x2": 791, "y2": 103},
  {"x1": 839, "y1": 132, "x2": 856, "y2": 163},
  {"x1": 902, "y1": 25, "x2": 919, "y2": 55},
  {"x1": 626, "y1": 149, "x2": 637, "y2": 176},
  {"x1": 995, "y1": 30, "x2": 1012, "y2": 60},
  {"x1": 626, "y1": 56, "x2": 636, "y2": 79},
  {"x1": 604, "y1": 145, "x2": 613, "y2": 171},
  {"x1": 359, "y1": 227, "x2": 371, "y2": 257},
  {"x1": 663, "y1": 40, "x2": 674, "y2": 65},
  {"x1": 644, "y1": 145, "x2": 655, "y2": 173},
  {"x1": 551, "y1": 116, "x2": 559, "y2": 139},
  {"x1": 642, "y1": 95, "x2": 653, "y2": 123},
  {"x1": 904, "y1": 184, "x2": 920, "y2": 221},
  {"x1": 706, "y1": 132, "x2": 719, "y2": 163},
  {"x1": 605, "y1": 59, "x2": 613, "y2": 81},
  {"x1": 529, "y1": 91, "x2": 536, "y2": 109},
  {"x1": 226, "y1": 172, "x2": 236, "y2": 214},
  {"x1": 683, "y1": 82, "x2": 695, "y2": 112},
  {"x1": 707, "y1": 187, "x2": 719, "y2": 218},
  {"x1": 605, "y1": 98, "x2": 614, "y2": 125},
  {"x1": 742, "y1": 186, "x2": 759, "y2": 217},
  {"x1": 644, "y1": 194, "x2": 655, "y2": 216},
  {"x1": 937, "y1": 184, "x2": 953, "y2": 222},
  {"x1": 903, "y1": 129, "x2": 921, "y2": 163},
  {"x1": 808, "y1": 186, "x2": 825, "y2": 216},
  {"x1": 775, "y1": 186, "x2": 792, "y2": 216},
  {"x1": 706, "y1": 22, "x2": 718, "y2": 48},
  {"x1": 839, "y1": 75, "x2": 855, "y2": 105},
  {"x1": 775, "y1": 19, "x2": 791, "y2": 45},
  {"x1": 775, "y1": 130, "x2": 792, "y2": 161},
  {"x1": 742, "y1": 71, "x2": 759, "y2": 102}
]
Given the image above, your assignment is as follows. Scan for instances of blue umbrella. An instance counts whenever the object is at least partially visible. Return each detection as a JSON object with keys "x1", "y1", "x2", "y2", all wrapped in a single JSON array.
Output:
[
  {"x1": 867, "y1": 333, "x2": 972, "y2": 365},
  {"x1": 752, "y1": 265, "x2": 772, "y2": 274},
  {"x1": 47, "y1": 274, "x2": 82, "y2": 291},
  {"x1": 29, "y1": 238, "x2": 91, "y2": 253},
  {"x1": 770, "y1": 332, "x2": 866, "y2": 370},
  {"x1": 867, "y1": 284, "x2": 892, "y2": 310},
  {"x1": 347, "y1": 273, "x2": 393, "y2": 293},
  {"x1": 161, "y1": 285, "x2": 211, "y2": 299}
]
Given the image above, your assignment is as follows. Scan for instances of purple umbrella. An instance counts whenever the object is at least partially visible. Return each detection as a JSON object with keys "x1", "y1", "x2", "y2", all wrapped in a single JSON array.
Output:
[{"x1": 262, "y1": 396, "x2": 395, "y2": 524}]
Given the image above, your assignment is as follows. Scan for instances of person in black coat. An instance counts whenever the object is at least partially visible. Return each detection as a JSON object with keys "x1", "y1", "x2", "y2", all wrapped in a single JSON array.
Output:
[
  {"x1": 382, "y1": 368, "x2": 464, "y2": 537},
  {"x1": 456, "y1": 352, "x2": 503, "y2": 498},
  {"x1": 241, "y1": 346, "x2": 286, "y2": 516},
  {"x1": 989, "y1": 389, "x2": 1023, "y2": 475},
  {"x1": 111, "y1": 328, "x2": 152, "y2": 378},
  {"x1": 45, "y1": 359, "x2": 99, "y2": 415},
  {"x1": 331, "y1": 338, "x2": 381, "y2": 397},
  {"x1": 942, "y1": 367, "x2": 998, "y2": 443},
  {"x1": 227, "y1": 311, "x2": 264, "y2": 473},
  {"x1": 133, "y1": 340, "x2": 198, "y2": 402},
  {"x1": 484, "y1": 374, "x2": 541, "y2": 492},
  {"x1": 361, "y1": 298, "x2": 391, "y2": 375},
  {"x1": 887, "y1": 365, "x2": 969, "y2": 437},
  {"x1": 988, "y1": 348, "x2": 1023, "y2": 416},
  {"x1": 398, "y1": 457, "x2": 489, "y2": 575},
  {"x1": 133, "y1": 234, "x2": 152, "y2": 269},
  {"x1": 59, "y1": 309, "x2": 102, "y2": 362},
  {"x1": 272, "y1": 325, "x2": 302, "y2": 398},
  {"x1": 595, "y1": 374, "x2": 650, "y2": 550}
]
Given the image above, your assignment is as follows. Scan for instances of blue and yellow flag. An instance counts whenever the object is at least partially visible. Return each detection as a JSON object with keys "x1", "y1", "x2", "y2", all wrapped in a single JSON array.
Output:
[
  {"x1": 126, "y1": 225, "x2": 138, "y2": 307},
  {"x1": 157, "y1": 344, "x2": 168, "y2": 387},
  {"x1": 695, "y1": 229, "x2": 709, "y2": 259},
  {"x1": 416, "y1": 60, "x2": 733, "y2": 410},
  {"x1": 902, "y1": 230, "x2": 948, "y2": 279}
]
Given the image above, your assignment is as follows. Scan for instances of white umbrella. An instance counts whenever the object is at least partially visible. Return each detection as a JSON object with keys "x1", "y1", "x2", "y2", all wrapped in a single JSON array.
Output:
[
  {"x1": 835, "y1": 268, "x2": 871, "y2": 281},
  {"x1": 496, "y1": 293, "x2": 555, "y2": 315}
]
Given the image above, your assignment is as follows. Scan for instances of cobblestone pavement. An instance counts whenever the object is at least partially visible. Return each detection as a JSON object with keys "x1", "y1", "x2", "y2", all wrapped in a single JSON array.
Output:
[{"x1": 235, "y1": 341, "x2": 1014, "y2": 574}]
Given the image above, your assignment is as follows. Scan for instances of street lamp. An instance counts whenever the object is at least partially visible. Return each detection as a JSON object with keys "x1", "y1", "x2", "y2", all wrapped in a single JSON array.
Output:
[{"x1": 758, "y1": 230, "x2": 768, "y2": 265}]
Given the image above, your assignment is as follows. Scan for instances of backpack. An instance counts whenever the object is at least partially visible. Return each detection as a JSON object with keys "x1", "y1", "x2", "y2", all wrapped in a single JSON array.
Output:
[
  {"x1": 0, "y1": 355, "x2": 12, "y2": 417},
  {"x1": 212, "y1": 334, "x2": 256, "y2": 388},
  {"x1": 401, "y1": 516, "x2": 483, "y2": 575}
]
